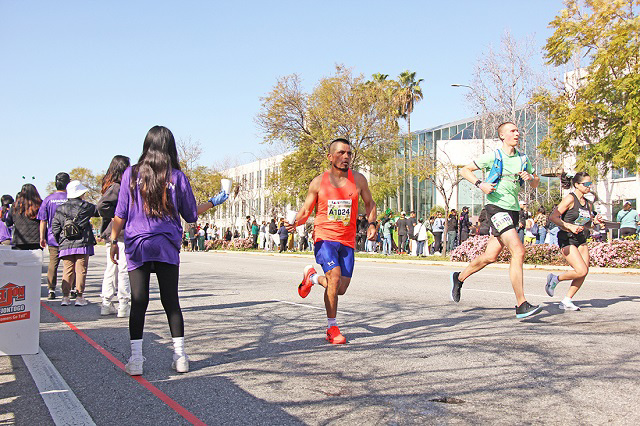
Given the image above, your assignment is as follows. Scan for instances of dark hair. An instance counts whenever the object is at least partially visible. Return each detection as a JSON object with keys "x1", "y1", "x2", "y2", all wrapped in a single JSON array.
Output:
[
  {"x1": 1, "y1": 194, "x2": 14, "y2": 207},
  {"x1": 560, "y1": 172, "x2": 590, "y2": 190},
  {"x1": 328, "y1": 138, "x2": 350, "y2": 152},
  {"x1": 131, "y1": 126, "x2": 181, "y2": 218},
  {"x1": 55, "y1": 172, "x2": 71, "y2": 191},
  {"x1": 497, "y1": 122, "x2": 516, "y2": 140},
  {"x1": 537, "y1": 206, "x2": 546, "y2": 214},
  {"x1": 102, "y1": 155, "x2": 131, "y2": 194},
  {"x1": 13, "y1": 184, "x2": 42, "y2": 219}
]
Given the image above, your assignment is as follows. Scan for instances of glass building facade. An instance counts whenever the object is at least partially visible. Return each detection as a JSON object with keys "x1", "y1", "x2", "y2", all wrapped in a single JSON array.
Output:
[{"x1": 389, "y1": 104, "x2": 554, "y2": 217}]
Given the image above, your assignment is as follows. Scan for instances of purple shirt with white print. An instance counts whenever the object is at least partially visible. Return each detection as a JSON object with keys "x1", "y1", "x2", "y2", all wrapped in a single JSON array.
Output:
[
  {"x1": 37, "y1": 192, "x2": 68, "y2": 246},
  {"x1": 115, "y1": 167, "x2": 197, "y2": 271}
]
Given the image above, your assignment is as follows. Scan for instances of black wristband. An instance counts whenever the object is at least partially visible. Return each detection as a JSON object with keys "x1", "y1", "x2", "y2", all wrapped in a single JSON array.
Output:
[
  {"x1": 474, "y1": 179, "x2": 482, "y2": 188},
  {"x1": 369, "y1": 221, "x2": 377, "y2": 227}
]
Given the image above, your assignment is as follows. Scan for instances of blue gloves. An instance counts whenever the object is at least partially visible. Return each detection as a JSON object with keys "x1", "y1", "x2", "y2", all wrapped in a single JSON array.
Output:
[{"x1": 209, "y1": 190, "x2": 229, "y2": 207}]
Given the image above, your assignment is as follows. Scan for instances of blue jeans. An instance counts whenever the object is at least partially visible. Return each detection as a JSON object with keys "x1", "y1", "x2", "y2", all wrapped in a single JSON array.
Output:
[
  {"x1": 536, "y1": 227, "x2": 547, "y2": 244},
  {"x1": 417, "y1": 240, "x2": 425, "y2": 256},
  {"x1": 549, "y1": 227, "x2": 559, "y2": 246},
  {"x1": 446, "y1": 231, "x2": 457, "y2": 252},
  {"x1": 383, "y1": 235, "x2": 392, "y2": 255}
]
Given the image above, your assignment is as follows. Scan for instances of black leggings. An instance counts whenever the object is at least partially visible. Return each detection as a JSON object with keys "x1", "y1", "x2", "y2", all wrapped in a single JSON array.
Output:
[{"x1": 128, "y1": 262, "x2": 183, "y2": 340}]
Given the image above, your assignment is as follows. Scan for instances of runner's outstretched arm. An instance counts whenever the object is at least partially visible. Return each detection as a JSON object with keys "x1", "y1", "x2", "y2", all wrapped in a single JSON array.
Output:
[{"x1": 287, "y1": 176, "x2": 320, "y2": 231}]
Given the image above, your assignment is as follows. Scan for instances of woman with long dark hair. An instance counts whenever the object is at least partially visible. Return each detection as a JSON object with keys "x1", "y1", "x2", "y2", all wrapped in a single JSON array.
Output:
[
  {"x1": 110, "y1": 126, "x2": 228, "y2": 376},
  {"x1": 545, "y1": 172, "x2": 603, "y2": 311},
  {"x1": 0, "y1": 195, "x2": 14, "y2": 245},
  {"x1": 97, "y1": 155, "x2": 131, "y2": 317},
  {"x1": 6, "y1": 184, "x2": 43, "y2": 250}
]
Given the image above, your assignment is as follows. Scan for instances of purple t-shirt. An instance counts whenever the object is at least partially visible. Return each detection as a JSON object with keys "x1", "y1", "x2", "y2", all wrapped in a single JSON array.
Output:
[
  {"x1": 115, "y1": 167, "x2": 197, "y2": 271},
  {"x1": 0, "y1": 210, "x2": 10, "y2": 242},
  {"x1": 37, "y1": 192, "x2": 68, "y2": 247},
  {"x1": 59, "y1": 246, "x2": 95, "y2": 257}
]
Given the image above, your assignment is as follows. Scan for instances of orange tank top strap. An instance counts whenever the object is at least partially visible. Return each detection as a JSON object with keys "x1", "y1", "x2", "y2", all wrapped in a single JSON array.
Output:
[{"x1": 314, "y1": 169, "x2": 359, "y2": 249}]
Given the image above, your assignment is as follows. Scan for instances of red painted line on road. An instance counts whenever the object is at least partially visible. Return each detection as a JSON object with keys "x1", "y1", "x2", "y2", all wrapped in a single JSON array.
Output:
[{"x1": 41, "y1": 302, "x2": 206, "y2": 426}]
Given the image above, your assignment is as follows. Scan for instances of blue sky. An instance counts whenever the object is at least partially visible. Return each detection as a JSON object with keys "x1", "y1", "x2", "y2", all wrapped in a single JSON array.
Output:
[{"x1": 1, "y1": 0, "x2": 564, "y2": 196}]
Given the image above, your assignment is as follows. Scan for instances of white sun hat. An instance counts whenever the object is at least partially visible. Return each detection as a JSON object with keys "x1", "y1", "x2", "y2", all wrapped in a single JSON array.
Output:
[{"x1": 66, "y1": 180, "x2": 89, "y2": 199}]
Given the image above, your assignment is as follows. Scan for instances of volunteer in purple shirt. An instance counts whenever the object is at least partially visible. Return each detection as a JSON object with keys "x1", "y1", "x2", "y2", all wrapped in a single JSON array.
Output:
[
  {"x1": 38, "y1": 172, "x2": 70, "y2": 300},
  {"x1": 0, "y1": 195, "x2": 14, "y2": 245},
  {"x1": 110, "y1": 125, "x2": 229, "y2": 376}
]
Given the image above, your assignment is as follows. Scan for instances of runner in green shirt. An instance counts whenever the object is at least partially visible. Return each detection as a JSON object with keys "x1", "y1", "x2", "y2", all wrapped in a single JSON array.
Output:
[{"x1": 450, "y1": 122, "x2": 543, "y2": 319}]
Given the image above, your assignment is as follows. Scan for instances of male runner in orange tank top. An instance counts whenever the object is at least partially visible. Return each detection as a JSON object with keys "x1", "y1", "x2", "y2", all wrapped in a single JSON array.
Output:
[{"x1": 286, "y1": 138, "x2": 377, "y2": 344}]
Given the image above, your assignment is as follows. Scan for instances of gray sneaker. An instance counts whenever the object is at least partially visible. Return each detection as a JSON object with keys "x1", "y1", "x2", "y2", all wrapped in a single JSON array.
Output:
[{"x1": 545, "y1": 273, "x2": 558, "y2": 297}]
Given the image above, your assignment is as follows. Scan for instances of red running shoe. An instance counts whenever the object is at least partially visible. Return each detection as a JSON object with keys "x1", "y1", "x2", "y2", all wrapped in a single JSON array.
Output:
[
  {"x1": 326, "y1": 326, "x2": 346, "y2": 344},
  {"x1": 298, "y1": 265, "x2": 316, "y2": 298}
]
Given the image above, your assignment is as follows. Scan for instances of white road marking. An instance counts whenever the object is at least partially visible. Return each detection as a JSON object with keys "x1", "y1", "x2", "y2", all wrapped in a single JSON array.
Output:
[
  {"x1": 22, "y1": 348, "x2": 95, "y2": 426},
  {"x1": 274, "y1": 299, "x2": 355, "y2": 315}
]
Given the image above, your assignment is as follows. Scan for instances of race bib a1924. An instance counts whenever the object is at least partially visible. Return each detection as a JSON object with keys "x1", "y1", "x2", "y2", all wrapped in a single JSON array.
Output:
[{"x1": 327, "y1": 200, "x2": 352, "y2": 226}]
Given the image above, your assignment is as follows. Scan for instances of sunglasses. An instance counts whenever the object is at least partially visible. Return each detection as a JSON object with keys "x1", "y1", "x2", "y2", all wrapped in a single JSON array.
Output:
[{"x1": 580, "y1": 181, "x2": 593, "y2": 187}]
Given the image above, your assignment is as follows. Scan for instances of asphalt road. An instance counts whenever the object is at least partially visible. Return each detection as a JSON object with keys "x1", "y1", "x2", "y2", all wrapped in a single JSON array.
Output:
[{"x1": 2, "y1": 247, "x2": 640, "y2": 425}]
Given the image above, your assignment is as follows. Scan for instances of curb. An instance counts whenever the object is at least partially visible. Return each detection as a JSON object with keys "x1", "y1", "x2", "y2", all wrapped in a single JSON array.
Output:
[{"x1": 204, "y1": 249, "x2": 640, "y2": 275}]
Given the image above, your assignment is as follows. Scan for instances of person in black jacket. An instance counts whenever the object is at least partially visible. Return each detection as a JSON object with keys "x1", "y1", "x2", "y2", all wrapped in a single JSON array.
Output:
[
  {"x1": 97, "y1": 155, "x2": 131, "y2": 317},
  {"x1": 459, "y1": 206, "x2": 472, "y2": 243},
  {"x1": 268, "y1": 218, "x2": 277, "y2": 251},
  {"x1": 6, "y1": 185, "x2": 42, "y2": 250},
  {"x1": 0, "y1": 195, "x2": 14, "y2": 245},
  {"x1": 52, "y1": 181, "x2": 98, "y2": 307}
]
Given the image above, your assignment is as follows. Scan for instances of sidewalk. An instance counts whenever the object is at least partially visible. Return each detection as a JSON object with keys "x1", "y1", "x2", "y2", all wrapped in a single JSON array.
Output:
[{"x1": 204, "y1": 249, "x2": 640, "y2": 275}]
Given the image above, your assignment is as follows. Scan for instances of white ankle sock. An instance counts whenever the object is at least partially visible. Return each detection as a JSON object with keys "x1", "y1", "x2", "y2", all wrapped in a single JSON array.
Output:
[
  {"x1": 130, "y1": 339, "x2": 143, "y2": 358},
  {"x1": 311, "y1": 273, "x2": 319, "y2": 285},
  {"x1": 172, "y1": 337, "x2": 186, "y2": 358},
  {"x1": 562, "y1": 296, "x2": 572, "y2": 304},
  {"x1": 327, "y1": 318, "x2": 337, "y2": 328}
]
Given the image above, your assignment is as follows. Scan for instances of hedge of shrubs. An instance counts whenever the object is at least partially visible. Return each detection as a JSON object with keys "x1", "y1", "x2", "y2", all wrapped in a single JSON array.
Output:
[
  {"x1": 450, "y1": 235, "x2": 640, "y2": 268},
  {"x1": 204, "y1": 238, "x2": 253, "y2": 251}
]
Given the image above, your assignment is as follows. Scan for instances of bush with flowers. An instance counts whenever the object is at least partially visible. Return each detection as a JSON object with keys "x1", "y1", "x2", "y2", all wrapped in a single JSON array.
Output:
[
  {"x1": 203, "y1": 238, "x2": 253, "y2": 251},
  {"x1": 450, "y1": 235, "x2": 640, "y2": 268}
]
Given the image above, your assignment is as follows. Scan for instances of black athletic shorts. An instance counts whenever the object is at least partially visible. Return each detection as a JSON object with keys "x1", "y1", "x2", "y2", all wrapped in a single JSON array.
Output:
[
  {"x1": 557, "y1": 230, "x2": 588, "y2": 248},
  {"x1": 485, "y1": 204, "x2": 519, "y2": 237},
  {"x1": 620, "y1": 228, "x2": 637, "y2": 238}
]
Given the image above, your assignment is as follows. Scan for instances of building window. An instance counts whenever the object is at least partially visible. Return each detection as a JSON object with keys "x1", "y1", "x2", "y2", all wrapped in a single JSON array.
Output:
[
  {"x1": 612, "y1": 168, "x2": 636, "y2": 180},
  {"x1": 257, "y1": 170, "x2": 262, "y2": 189}
]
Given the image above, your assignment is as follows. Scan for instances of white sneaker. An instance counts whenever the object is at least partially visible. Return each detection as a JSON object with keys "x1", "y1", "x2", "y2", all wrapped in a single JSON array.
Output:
[
  {"x1": 60, "y1": 296, "x2": 71, "y2": 306},
  {"x1": 101, "y1": 303, "x2": 117, "y2": 315},
  {"x1": 74, "y1": 296, "x2": 88, "y2": 306},
  {"x1": 117, "y1": 303, "x2": 130, "y2": 318},
  {"x1": 560, "y1": 299, "x2": 580, "y2": 311},
  {"x1": 125, "y1": 356, "x2": 145, "y2": 376},
  {"x1": 172, "y1": 354, "x2": 189, "y2": 373}
]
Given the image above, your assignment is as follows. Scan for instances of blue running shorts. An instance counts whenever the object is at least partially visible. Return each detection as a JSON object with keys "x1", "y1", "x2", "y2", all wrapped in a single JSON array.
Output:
[{"x1": 314, "y1": 240, "x2": 355, "y2": 278}]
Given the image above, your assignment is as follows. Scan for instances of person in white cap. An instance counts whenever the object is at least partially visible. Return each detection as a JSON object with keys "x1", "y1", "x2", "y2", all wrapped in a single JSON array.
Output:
[{"x1": 51, "y1": 180, "x2": 99, "y2": 306}]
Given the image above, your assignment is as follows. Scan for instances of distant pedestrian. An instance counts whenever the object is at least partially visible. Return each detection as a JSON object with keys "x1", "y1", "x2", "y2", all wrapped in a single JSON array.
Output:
[
  {"x1": 396, "y1": 212, "x2": 408, "y2": 254},
  {"x1": 432, "y1": 212, "x2": 445, "y2": 253},
  {"x1": 0, "y1": 195, "x2": 14, "y2": 245},
  {"x1": 446, "y1": 210, "x2": 458, "y2": 252},
  {"x1": 617, "y1": 201, "x2": 639, "y2": 239},
  {"x1": 38, "y1": 172, "x2": 70, "y2": 299},
  {"x1": 533, "y1": 207, "x2": 548, "y2": 244},
  {"x1": 97, "y1": 155, "x2": 131, "y2": 317},
  {"x1": 278, "y1": 220, "x2": 288, "y2": 252},
  {"x1": 6, "y1": 184, "x2": 43, "y2": 250},
  {"x1": 251, "y1": 220, "x2": 259, "y2": 248},
  {"x1": 52, "y1": 180, "x2": 98, "y2": 307}
]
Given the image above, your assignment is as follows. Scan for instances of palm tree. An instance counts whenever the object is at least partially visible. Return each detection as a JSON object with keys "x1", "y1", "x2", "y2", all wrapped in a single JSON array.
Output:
[{"x1": 396, "y1": 71, "x2": 424, "y2": 213}]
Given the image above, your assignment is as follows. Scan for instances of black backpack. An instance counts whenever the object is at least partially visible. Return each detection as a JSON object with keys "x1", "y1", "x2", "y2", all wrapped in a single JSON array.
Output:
[{"x1": 62, "y1": 210, "x2": 83, "y2": 240}]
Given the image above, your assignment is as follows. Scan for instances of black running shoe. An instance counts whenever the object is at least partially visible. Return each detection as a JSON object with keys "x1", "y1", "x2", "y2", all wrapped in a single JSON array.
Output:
[
  {"x1": 515, "y1": 301, "x2": 542, "y2": 319},
  {"x1": 70, "y1": 290, "x2": 77, "y2": 300},
  {"x1": 48, "y1": 291, "x2": 56, "y2": 300},
  {"x1": 450, "y1": 272, "x2": 463, "y2": 303}
]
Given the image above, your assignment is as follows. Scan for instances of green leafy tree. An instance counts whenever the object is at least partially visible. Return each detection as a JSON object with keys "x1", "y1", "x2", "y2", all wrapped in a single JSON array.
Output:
[
  {"x1": 70, "y1": 167, "x2": 102, "y2": 204},
  {"x1": 256, "y1": 65, "x2": 400, "y2": 203},
  {"x1": 395, "y1": 70, "x2": 424, "y2": 211},
  {"x1": 535, "y1": 0, "x2": 640, "y2": 173}
]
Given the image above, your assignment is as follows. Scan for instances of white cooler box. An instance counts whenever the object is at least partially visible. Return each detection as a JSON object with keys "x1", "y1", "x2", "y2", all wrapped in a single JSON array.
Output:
[{"x1": 0, "y1": 248, "x2": 42, "y2": 355}]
